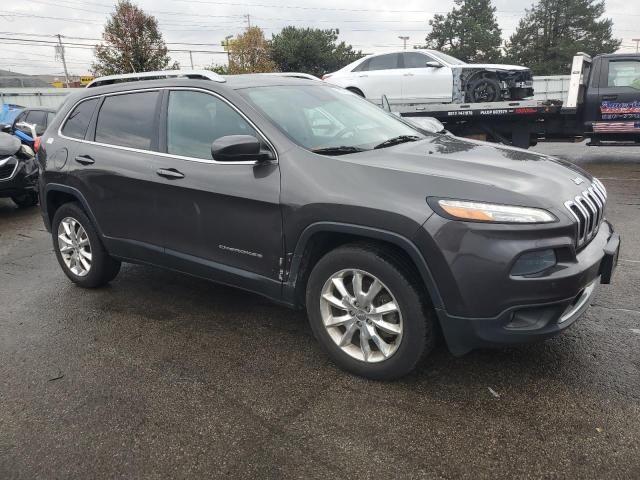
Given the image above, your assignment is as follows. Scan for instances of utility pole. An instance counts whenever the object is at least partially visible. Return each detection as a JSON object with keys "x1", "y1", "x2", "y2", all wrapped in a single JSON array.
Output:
[
  {"x1": 56, "y1": 34, "x2": 71, "y2": 88},
  {"x1": 189, "y1": 51, "x2": 194, "y2": 69},
  {"x1": 244, "y1": 14, "x2": 251, "y2": 28},
  {"x1": 633, "y1": 38, "x2": 640, "y2": 53},
  {"x1": 398, "y1": 36, "x2": 409, "y2": 50}
]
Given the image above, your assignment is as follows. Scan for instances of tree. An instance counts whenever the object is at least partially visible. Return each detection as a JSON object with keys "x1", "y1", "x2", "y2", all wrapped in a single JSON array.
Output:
[
  {"x1": 271, "y1": 27, "x2": 363, "y2": 77},
  {"x1": 505, "y1": 0, "x2": 620, "y2": 75},
  {"x1": 422, "y1": 0, "x2": 502, "y2": 63},
  {"x1": 227, "y1": 27, "x2": 277, "y2": 74},
  {"x1": 92, "y1": 0, "x2": 176, "y2": 76}
]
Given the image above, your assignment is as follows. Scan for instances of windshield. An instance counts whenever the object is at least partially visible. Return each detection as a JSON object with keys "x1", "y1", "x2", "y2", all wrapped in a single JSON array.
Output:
[
  {"x1": 430, "y1": 51, "x2": 466, "y2": 66},
  {"x1": 240, "y1": 85, "x2": 425, "y2": 154}
]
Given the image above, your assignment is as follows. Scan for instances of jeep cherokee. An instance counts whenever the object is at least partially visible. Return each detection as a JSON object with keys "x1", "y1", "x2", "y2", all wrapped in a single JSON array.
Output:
[{"x1": 38, "y1": 70, "x2": 620, "y2": 379}]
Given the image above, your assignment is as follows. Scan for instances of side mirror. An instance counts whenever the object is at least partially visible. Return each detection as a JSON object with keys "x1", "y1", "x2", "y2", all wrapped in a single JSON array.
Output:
[
  {"x1": 211, "y1": 135, "x2": 273, "y2": 162},
  {"x1": 0, "y1": 123, "x2": 11, "y2": 133},
  {"x1": 425, "y1": 61, "x2": 442, "y2": 68}
]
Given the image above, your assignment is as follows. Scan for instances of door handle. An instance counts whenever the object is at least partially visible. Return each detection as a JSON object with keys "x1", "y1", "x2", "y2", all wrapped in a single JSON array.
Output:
[
  {"x1": 156, "y1": 168, "x2": 185, "y2": 179},
  {"x1": 601, "y1": 95, "x2": 617, "y2": 100},
  {"x1": 74, "y1": 155, "x2": 95, "y2": 165},
  {"x1": 403, "y1": 73, "x2": 414, "y2": 76},
  {"x1": 358, "y1": 74, "x2": 368, "y2": 78}
]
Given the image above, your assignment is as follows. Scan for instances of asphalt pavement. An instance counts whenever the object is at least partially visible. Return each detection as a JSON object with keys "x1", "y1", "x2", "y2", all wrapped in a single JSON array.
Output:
[{"x1": 1, "y1": 142, "x2": 639, "y2": 479}]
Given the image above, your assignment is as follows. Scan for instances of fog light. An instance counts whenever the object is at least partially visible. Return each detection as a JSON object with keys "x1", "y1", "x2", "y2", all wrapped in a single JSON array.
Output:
[{"x1": 511, "y1": 249, "x2": 556, "y2": 276}]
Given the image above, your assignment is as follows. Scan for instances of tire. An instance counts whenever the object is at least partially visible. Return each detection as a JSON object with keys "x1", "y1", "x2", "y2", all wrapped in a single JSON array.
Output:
[
  {"x1": 346, "y1": 87, "x2": 365, "y2": 97},
  {"x1": 306, "y1": 243, "x2": 435, "y2": 380},
  {"x1": 51, "y1": 202, "x2": 121, "y2": 288},
  {"x1": 466, "y1": 76, "x2": 501, "y2": 103},
  {"x1": 11, "y1": 191, "x2": 38, "y2": 208}
]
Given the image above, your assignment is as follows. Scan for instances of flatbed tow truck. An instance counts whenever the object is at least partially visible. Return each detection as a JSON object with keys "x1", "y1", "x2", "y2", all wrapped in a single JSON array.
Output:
[{"x1": 391, "y1": 53, "x2": 640, "y2": 149}]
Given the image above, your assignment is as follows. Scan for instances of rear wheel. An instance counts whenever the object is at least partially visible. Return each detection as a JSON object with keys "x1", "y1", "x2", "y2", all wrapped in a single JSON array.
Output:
[
  {"x1": 11, "y1": 191, "x2": 38, "y2": 208},
  {"x1": 52, "y1": 203, "x2": 121, "y2": 288},
  {"x1": 466, "y1": 76, "x2": 501, "y2": 103},
  {"x1": 306, "y1": 244, "x2": 435, "y2": 379}
]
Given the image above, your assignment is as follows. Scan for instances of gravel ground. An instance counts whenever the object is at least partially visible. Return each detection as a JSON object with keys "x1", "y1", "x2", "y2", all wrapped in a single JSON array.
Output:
[{"x1": 1, "y1": 143, "x2": 639, "y2": 479}]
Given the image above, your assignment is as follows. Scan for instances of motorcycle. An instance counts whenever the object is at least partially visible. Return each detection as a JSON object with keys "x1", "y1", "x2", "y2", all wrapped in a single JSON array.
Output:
[{"x1": 0, "y1": 122, "x2": 39, "y2": 208}]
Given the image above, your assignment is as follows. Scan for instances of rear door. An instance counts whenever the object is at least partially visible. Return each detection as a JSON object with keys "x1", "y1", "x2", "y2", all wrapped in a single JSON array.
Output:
[
  {"x1": 153, "y1": 88, "x2": 283, "y2": 283},
  {"x1": 399, "y1": 52, "x2": 453, "y2": 103},
  {"x1": 352, "y1": 53, "x2": 403, "y2": 104},
  {"x1": 63, "y1": 90, "x2": 163, "y2": 261},
  {"x1": 591, "y1": 56, "x2": 640, "y2": 135}
]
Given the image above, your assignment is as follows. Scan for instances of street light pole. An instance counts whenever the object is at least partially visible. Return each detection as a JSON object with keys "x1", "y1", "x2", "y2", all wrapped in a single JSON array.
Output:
[
  {"x1": 633, "y1": 38, "x2": 640, "y2": 53},
  {"x1": 398, "y1": 36, "x2": 410, "y2": 50}
]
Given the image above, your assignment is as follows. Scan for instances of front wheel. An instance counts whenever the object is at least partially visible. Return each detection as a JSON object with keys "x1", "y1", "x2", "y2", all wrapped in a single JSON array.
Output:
[
  {"x1": 306, "y1": 244, "x2": 435, "y2": 379},
  {"x1": 52, "y1": 202, "x2": 121, "y2": 288},
  {"x1": 11, "y1": 191, "x2": 38, "y2": 208},
  {"x1": 466, "y1": 77, "x2": 501, "y2": 103}
]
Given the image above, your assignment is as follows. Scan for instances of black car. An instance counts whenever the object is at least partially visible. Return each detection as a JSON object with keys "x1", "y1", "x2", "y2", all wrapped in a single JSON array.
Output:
[
  {"x1": 38, "y1": 71, "x2": 620, "y2": 379},
  {"x1": 7, "y1": 107, "x2": 57, "y2": 137}
]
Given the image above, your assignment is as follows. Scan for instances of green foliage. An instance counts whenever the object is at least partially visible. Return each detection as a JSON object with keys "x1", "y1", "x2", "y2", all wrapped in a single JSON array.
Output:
[
  {"x1": 504, "y1": 0, "x2": 621, "y2": 75},
  {"x1": 422, "y1": 0, "x2": 503, "y2": 63},
  {"x1": 92, "y1": 0, "x2": 174, "y2": 76},
  {"x1": 271, "y1": 27, "x2": 363, "y2": 77},
  {"x1": 206, "y1": 64, "x2": 229, "y2": 75}
]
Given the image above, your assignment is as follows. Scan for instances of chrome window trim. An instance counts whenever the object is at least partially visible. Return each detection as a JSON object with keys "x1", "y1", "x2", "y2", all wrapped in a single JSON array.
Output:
[
  {"x1": 57, "y1": 86, "x2": 278, "y2": 166},
  {"x1": 0, "y1": 157, "x2": 19, "y2": 181}
]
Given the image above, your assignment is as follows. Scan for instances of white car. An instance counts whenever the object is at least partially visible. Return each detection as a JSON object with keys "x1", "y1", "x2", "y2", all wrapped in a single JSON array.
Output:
[{"x1": 322, "y1": 49, "x2": 534, "y2": 105}]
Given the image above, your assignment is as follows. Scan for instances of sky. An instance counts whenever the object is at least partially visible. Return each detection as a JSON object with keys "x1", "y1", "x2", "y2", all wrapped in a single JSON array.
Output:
[{"x1": 1, "y1": 0, "x2": 638, "y2": 78}]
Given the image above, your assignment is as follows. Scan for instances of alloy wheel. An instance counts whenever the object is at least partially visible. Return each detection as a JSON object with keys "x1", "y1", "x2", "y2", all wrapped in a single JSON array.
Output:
[
  {"x1": 57, "y1": 217, "x2": 92, "y2": 277},
  {"x1": 320, "y1": 269, "x2": 403, "y2": 363}
]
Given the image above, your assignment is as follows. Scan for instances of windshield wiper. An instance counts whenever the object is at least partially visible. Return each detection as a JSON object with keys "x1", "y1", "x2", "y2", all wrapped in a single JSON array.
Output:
[
  {"x1": 311, "y1": 146, "x2": 367, "y2": 156},
  {"x1": 373, "y1": 135, "x2": 421, "y2": 149}
]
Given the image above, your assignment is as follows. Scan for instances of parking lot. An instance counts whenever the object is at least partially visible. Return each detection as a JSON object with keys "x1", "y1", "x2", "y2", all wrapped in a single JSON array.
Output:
[{"x1": 1, "y1": 143, "x2": 639, "y2": 479}]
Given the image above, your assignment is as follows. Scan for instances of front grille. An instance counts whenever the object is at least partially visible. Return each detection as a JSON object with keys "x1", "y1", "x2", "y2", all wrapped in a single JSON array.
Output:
[
  {"x1": 0, "y1": 157, "x2": 18, "y2": 180},
  {"x1": 564, "y1": 178, "x2": 607, "y2": 249}
]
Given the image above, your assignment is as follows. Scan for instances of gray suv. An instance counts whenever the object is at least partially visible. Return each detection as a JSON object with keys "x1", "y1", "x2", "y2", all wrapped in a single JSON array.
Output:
[{"x1": 38, "y1": 71, "x2": 620, "y2": 379}]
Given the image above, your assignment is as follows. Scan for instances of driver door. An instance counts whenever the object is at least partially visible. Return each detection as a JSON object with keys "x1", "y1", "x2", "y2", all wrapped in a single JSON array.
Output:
[{"x1": 153, "y1": 89, "x2": 283, "y2": 284}]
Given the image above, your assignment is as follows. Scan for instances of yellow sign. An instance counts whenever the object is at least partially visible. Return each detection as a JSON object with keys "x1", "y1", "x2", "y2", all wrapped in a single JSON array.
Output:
[
  {"x1": 51, "y1": 81, "x2": 65, "y2": 88},
  {"x1": 80, "y1": 76, "x2": 94, "y2": 86}
]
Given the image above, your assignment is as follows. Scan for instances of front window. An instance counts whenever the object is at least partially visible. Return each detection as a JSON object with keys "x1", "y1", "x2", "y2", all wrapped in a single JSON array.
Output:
[
  {"x1": 167, "y1": 90, "x2": 257, "y2": 160},
  {"x1": 429, "y1": 51, "x2": 466, "y2": 66},
  {"x1": 240, "y1": 85, "x2": 425, "y2": 155}
]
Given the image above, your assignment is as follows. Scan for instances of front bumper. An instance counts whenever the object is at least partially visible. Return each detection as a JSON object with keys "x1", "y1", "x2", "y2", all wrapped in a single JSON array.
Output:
[
  {"x1": 0, "y1": 156, "x2": 38, "y2": 197},
  {"x1": 416, "y1": 217, "x2": 619, "y2": 355}
]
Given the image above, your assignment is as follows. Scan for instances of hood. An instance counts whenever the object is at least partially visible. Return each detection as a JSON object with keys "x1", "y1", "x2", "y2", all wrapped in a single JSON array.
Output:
[
  {"x1": 464, "y1": 64, "x2": 529, "y2": 71},
  {"x1": 0, "y1": 132, "x2": 21, "y2": 157},
  {"x1": 345, "y1": 134, "x2": 592, "y2": 211}
]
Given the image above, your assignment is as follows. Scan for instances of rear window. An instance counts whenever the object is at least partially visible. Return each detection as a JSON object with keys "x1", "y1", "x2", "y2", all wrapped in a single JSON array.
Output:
[
  {"x1": 95, "y1": 91, "x2": 159, "y2": 150},
  {"x1": 25, "y1": 110, "x2": 47, "y2": 128},
  {"x1": 354, "y1": 53, "x2": 400, "y2": 72},
  {"x1": 61, "y1": 98, "x2": 99, "y2": 139}
]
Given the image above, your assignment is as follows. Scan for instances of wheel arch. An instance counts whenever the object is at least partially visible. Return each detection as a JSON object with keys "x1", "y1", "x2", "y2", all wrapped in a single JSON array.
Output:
[
  {"x1": 283, "y1": 222, "x2": 444, "y2": 310},
  {"x1": 44, "y1": 184, "x2": 103, "y2": 236},
  {"x1": 345, "y1": 86, "x2": 365, "y2": 97}
]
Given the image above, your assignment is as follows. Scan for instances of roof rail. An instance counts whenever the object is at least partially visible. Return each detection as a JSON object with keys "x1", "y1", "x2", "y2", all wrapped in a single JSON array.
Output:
[
  {"x1": 86, "y1": 69, "x2": 226, "y2": 88},
  {"x1": 256, "y1": 72, "x2": 320, "y2": 81}
]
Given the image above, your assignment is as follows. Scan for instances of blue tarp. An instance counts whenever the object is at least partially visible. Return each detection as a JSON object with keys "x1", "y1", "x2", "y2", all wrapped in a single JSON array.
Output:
[{"x1": 0, "y1": 104, "x2": 25, "y2": 125}]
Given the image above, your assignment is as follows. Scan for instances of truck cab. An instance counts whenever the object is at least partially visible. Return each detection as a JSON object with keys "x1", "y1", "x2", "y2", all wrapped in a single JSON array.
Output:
[{"x1": 581, "y1": 53, "x2": 640, "y2": 143}]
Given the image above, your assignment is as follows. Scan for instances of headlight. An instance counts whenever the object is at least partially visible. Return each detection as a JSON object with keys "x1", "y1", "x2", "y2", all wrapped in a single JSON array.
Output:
[{"x1": 435, "y1": 199, "x2": 556, "y2": 224}]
